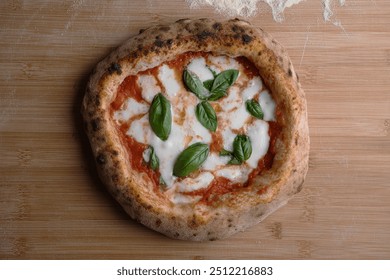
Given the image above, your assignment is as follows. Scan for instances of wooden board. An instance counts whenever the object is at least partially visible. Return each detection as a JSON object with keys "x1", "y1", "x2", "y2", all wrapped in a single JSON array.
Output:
[{"x1": 1, "y1": 0, "x2": 389, "y2": 259}]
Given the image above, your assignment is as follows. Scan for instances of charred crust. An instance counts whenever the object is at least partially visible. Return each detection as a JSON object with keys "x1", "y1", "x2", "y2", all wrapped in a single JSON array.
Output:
[
  {"x1": 91, "y1": 118, "x2": 101, "y2": 131},
  {"x1": 242, "y1": 34, "x2": 253, "y2": 44},
  {"x1": 138, "y1": 28, "x2": 146, "y2": 34},
  {"x1": 288, "y1": 68, "x2": 293, "y2": 77},
  {"x1": 155, "y1": 219, "x2": 162, "y2": 227},
  {"x1": 212, "y1": 22, "x2": 222, "y2": 31},
  {"x1": 166, "y1": 39, "x2": 173, "y2": 47},
  {"x1": 154, "y1": 39, "x2": 164, "y2": 48},
  {"x1": 107, "y1": 63, "x2": 122, "y2": 75},
  {"x1": 96, "y1": 153, "x2": 106, "y2": 165},
  {"x1": 196, "y1": 30, "x2": 214, "y2": 41},
  {"x1": 232, "y1": 24, "x2": 245, "y2": 33},
  {"x1": 158, "y1": 26, "x2": 170, "y2": 32}
]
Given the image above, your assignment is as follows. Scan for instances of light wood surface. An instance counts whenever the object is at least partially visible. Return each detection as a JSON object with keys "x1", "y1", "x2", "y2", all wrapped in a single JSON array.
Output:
[{"x1": 1, "y1": 0, "x2": 389, "y2": 259}]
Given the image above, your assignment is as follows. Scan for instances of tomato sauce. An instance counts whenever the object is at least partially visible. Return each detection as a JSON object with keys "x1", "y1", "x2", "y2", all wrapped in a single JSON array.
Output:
[{"x1": 110, "y1": 51, "x2": 282, "y2": 203}]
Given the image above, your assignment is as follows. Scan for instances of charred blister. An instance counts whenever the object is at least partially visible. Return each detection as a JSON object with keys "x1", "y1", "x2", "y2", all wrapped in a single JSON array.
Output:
[
  {"x1": 107, "y1": 63, "x2": 122, "y2": 75},
  {"x1": 242, "y1": 34, "x2": 253, "y2": 44},
  {"x1": 96, "y1": 153, "x2": 106, "y2": 165}
]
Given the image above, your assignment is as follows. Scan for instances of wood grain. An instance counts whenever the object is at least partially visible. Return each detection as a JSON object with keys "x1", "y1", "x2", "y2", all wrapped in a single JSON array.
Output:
[{"x1": 1, "y1": 0, "x2": 389, "y2": 259}]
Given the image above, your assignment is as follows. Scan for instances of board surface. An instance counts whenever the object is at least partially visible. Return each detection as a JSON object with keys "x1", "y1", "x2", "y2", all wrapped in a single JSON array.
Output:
[{"x1": 1, "y1": 0, "x2": 389, "y2": 259}]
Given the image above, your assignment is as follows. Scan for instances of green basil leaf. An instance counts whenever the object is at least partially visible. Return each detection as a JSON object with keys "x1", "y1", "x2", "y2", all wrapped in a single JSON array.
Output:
[
  {"x1": 207, "y1": 90, "x2": 227, "y2": 101},
  {"x1": 148, "y1": 146, "x2": 159, "y2": 170},
  {"x1": 219, "y1": 149, "x2": 232, "y2": 156},
  {"x1": 203, "y1": 79, "x2": 214, "y2": 91},
  {"x1": 207, "y1": 66, "x2": 218, "y2": 78},
  {"x1": 173, "y1": 142, "x2": 209, "y2": 177},
  {"x1": 195, "y1": 101, "x2": 217, "y2": 132},
  {"x1": 149, "y1": 93, "x2": 172, "y2": 141},
  {"x1": 210, "y1": 69, "x2": 239, "y2": 94},
  {"x1": 228, "y1": 156, "x2": 242, "y2": 165},
  {"x1": 232, "y1": 134, "x2": 252, "y2": 162},
  {"x1": 183, "y1": 69, "x2": 209, "y2": 100},
  {"x1": 246, "y1": 99, "x2": 264, "y2": 119}
]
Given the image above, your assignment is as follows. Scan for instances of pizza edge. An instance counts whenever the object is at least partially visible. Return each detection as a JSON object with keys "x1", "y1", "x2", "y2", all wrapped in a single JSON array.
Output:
[{"x1": 82, "y1": 18, "x2": 309, "y2": 241}]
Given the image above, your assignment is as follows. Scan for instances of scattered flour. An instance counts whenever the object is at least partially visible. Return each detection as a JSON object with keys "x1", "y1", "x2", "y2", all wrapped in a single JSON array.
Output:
[{"x1": 186, "y1": 0, "x2": 346, "y2": 22}]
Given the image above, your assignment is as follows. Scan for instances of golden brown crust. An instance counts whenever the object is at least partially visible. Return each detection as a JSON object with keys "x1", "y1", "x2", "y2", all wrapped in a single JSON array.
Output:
[{"x1": 82, "y1": 18, "x2": 309, "y2": 241}]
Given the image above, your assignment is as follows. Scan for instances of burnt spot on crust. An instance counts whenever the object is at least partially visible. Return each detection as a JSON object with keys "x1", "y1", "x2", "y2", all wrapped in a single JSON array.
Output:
[
  {"x1": 288, "y1": 68, "x2": 293, "y2": 77},
  {"x1": 166, "y1": 39, "x2": 173, "y2": 46},
  {"x1": 212, "y1": 22, "x2": 222, "y2": 31},
  {"x1": 155, "y1": 219, "x2": 162, "y2": 227},
  {"x1": 158, "y1": 26, "x2": 170, "y2": 32},
  {"x1": 209, "y1": 237, "x2": 217, "y2": 241},
  {"x1": 96, "y1": 153, "x2": 106, "y2": 165},
  {"x1": 196, "y1": 30, "x2": 214, "y2": 41},
  {"x1": 138, "y1": 28, "x2": 146, "y2": 34},
  {"x1": 242, "y1": 34, "x2": 253, "y2": 44},
  {"x1": 232, "y1": 24, "x2": 245, "y2": 34},
  {"x1": 91, "y1": 118, "x2": 101, "y2": 131},
  {"x1": 174, "y1": 232, "x2": 180, "y2": 238},
  {"x1": 107, "y1": 63, "x2": 122, "y2": 75},
  {"x1": 154, "y1": 39, "x2": 164, "y2": 48}
]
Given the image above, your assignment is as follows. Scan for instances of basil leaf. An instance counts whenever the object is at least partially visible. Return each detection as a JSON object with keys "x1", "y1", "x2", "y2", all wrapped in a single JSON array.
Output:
[
  {"x1": 207, "y1": 90, "x2": 227, "y2": 101},
  {"x1": 228, "y1": 156, "x2": 242, "y2": 165},
  {"x1": 219, "y1": 149, "x2": 233, "y2": 156},
  {"x1": 173, "y1": 142, "x2": 209, "y2": 177},
  {"x1": 203, "y1": 79, "x2": 214, "y2": 91},
  {"x1": 195, "y1": 101, "x2": 217, "y2": 132},
  {"x1": 232, "y1": 134, "x2": 252, "y2": 162},
  {"x1": 207, "y1": 66, "x2": 218, "y2": 78},
  {"x1": 149, "y1": 93, "x2": 172, "y2": 141},
  {"x1": 183, "y1": 70, "x2": 209, "y2": 100},
  {"x1": 210, "y1": 69, "x2": 239, "y2": 94},
  {"x1": 246, "y1": 99, "x2": 264, "y2": 119},
  {"x1": 148, "y1": 146, "x2": 159, "y2": 170}
]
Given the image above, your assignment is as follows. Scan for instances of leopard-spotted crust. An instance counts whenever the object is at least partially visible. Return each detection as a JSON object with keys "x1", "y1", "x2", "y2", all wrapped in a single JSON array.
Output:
[{"x1": 82, "y1": 18, "x2": 309, "y2": 241}]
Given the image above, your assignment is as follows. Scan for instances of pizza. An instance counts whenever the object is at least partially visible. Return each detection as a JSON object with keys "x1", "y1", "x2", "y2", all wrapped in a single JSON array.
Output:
[{"x1": 82, "y1": 18, "x2": 309, "y2": 241}]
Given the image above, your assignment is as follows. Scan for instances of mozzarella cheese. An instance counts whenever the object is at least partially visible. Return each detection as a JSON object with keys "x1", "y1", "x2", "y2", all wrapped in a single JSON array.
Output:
[{"x1": 113, "y1": 54, "x2": 277, "y2": 203}]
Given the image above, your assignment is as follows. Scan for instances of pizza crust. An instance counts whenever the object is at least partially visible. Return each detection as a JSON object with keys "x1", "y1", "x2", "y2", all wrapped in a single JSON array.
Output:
[{"x1": 82, "y1": 18, "x2": 309, "y2": 241}]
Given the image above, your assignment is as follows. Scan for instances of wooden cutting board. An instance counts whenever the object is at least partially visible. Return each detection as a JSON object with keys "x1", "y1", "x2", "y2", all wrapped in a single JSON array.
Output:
[{"x1": 1, "y1": 0, "x2": 389, "y2": 259}]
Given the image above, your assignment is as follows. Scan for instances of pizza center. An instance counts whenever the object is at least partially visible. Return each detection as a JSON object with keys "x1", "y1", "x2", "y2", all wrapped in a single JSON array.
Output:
[{"x1": 111, "y1": 52, "x2": 281, "y2": 204}]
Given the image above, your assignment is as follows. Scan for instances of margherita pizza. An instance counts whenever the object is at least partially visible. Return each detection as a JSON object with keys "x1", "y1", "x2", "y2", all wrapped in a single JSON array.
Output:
[{"x1": 82, "y1": 18, "x2": 309, "y2": 241}]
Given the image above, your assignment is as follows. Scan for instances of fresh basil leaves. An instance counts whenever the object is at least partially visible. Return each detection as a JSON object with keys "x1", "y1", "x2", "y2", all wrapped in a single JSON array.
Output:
[
  {"x1": 219, "y1": 134, "x2": 252, "y2": 165},
  {"x1": 173, "y1": 142, "x2": 209, "y2": 177},
  {"x1": 183, "y1": 70, "x2": 209, "y2": 100},
  {"x1": 183, "y1": 67, "x2": 239, "y2": 132},
  {"x1": 147, "y1": 146, "x2": 159, "y2": 170},
  {"x1": 209, "y1": 69, "x2": 239, "y2": 97},
  {"x1": 183, "y1": 68, "x2": 239, "y2": 102},
  {"x1": 246, "y1": 99, "x2": 264, "y2": 119},
  {"x1": 149, "y1": 93, "x2": 172, "y2": 141},
  {"x1": 195, "y1": 101, "x2": 218, "y2": 132}
]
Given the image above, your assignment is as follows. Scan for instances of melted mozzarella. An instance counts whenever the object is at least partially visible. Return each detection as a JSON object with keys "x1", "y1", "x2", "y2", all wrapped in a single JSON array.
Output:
[
  {"x1": 259, "y1": 90, "x2": 276, "y2": 121},
  {"x1": 186, "y1": 57, "x2": 214, "y2": 82},
  {"x1": 158, "y1": 65, "x2": 180, "y2": 98},
  {"x1": 170, "y1": 193, "x2": 201, "y2": 204},
  {"x1": 176, "y1": 172, "x2": 214, "y2": 192},
  {"x1": 202, "y1": 153, "x2": 230, "y2": 170},
  {"x1": 246, "y1": 121, "x2": 270, "y2": 168},
  {"x1": 113, "y1": 98, "x2": 148, "y2": 122},
  {"x1": 215, "y1": 166, "x2": 252, "y2": 184},
  {"x1": 137, "y1": 75, "x2": 160, "y2": 103}
]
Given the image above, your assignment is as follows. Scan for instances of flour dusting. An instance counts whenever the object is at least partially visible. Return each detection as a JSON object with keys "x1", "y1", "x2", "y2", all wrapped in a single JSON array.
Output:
[{"x1": 187, "y1": 0, "x2": 346, "y2": 22}]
